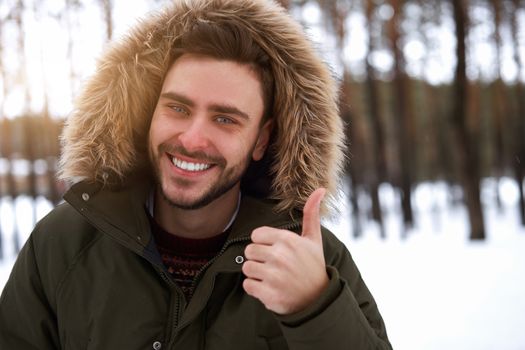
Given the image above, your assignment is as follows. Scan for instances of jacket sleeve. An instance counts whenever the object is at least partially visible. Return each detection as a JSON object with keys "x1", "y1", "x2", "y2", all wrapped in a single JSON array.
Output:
[
  {"x1": 275, "y1": 228, "x2": 392, "y2": 350},
  {"x1": 0, "y1": 234, "x2": 60, "y2": 349}
]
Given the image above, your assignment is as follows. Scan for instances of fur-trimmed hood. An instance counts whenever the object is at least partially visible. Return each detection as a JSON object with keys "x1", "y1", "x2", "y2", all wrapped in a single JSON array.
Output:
[{"x1": 59, "y1": 0, "x2": 346, "y2": 215}]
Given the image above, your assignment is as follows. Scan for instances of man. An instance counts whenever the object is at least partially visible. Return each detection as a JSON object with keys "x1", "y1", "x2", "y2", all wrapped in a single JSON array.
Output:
[{"x1": 0, "y1": 0, "x2": 392, "y2": 349}]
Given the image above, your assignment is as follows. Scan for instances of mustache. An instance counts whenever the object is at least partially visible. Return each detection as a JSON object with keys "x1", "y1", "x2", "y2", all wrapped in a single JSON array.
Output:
[{"x1": 159, "y1": 143, "x2": 226, "y2": 166}]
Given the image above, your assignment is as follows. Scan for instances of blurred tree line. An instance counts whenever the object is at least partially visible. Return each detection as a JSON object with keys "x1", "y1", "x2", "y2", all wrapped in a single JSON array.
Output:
[{"x1": 0, "y1": 0, "x2": 524, "y2": 244}]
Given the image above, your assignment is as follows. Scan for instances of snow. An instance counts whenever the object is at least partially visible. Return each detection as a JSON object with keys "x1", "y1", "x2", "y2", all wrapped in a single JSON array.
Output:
[
  {"x1": 323, "y1": 179, "x2": 525, "y2": 350},
  {"x1": 0, "y1": 195, "x2": 54, "y2": 288},
  {"x1": 1, "y1": 178, "x2": 525, "y2": 349}
]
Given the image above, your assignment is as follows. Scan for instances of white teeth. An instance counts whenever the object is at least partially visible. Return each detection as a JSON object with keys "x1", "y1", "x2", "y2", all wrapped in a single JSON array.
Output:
[{"x1": 171, "y1": 156, "x2": 211, "y2": 172}]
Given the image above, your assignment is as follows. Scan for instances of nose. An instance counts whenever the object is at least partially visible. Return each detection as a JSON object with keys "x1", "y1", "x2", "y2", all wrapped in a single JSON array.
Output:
[{"x1": 178, "y1": 117, "x2": 211, "y2": 152}]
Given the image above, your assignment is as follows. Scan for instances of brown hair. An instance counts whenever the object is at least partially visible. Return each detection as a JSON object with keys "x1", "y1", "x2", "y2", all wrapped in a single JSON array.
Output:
[{"x1": 171, "y1": 20, "x2": 274, "y2": 121}]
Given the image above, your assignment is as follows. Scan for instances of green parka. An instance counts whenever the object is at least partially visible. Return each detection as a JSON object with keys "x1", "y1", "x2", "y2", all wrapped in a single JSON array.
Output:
[{"x1": 0, "y1": 180, "x2": 391, "y2": 349}]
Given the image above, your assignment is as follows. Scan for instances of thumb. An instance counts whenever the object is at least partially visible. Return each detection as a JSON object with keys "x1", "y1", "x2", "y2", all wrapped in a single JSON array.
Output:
[{"x1": 301, "y1": 188, "x2": 326, "y2": 244}]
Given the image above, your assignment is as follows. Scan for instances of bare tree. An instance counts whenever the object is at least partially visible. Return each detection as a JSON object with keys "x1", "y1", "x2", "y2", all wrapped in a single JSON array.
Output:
[
  {"x1": 33, "y1": 1, "x2": 62, "y2": 206},
  {"x1": 13, "y1": 0, "x2": 31, "y2": 108},
  {"x1": 317, "y1": 0, "x2": 366, "y2": 237},
  {"x1": 389, "y1": 0, "x2": 415, "y2": 233},
  {"x1": 341, "y1": 74, "x2": 364, "y2": 238},
  {"x1": 0, "y1": 13, "x2": 5, "y2": 260},
  {"x1": 418, "y1": 0, "x2": 451, "y2": 182},
  {"x1": 364, "y1": 0, "x2": 386, "y2": 238},
  {"x1": 64, "y1": 0, "x2": 83, "y2": 98},
  {"x1": 99, "y1": 0, "x2": 114, "y2": 41},
  {"x1": 489, "y1": 0, "x2": 507, "y2": 211},
  {"x1": 9, "y1": 0, "x2": 34, "y2": 252},
  {"x1": 451, "y1": 0, "x2": 485, "y2": 240},
  {"x1": 511, "y1": 0, "x2": 525, "y2": 226}
]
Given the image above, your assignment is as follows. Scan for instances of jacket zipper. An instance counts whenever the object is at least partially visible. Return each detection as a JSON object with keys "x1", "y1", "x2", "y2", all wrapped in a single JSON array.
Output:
[
  {"x1": 165, "y1": 221, "x2": 302, "y2": 345},
  {"x1": 189, "y1": 236, "x2": 250, "y2": 294},
  {"x1": 176, "y1": 221, "x2": 301, "y2": 331},
  {"x1": 152, "y1": 264, "x2": 184, "y2": 345},
  {"x1": 191, "y1": 222, "x2": 301, "y2": 292}
]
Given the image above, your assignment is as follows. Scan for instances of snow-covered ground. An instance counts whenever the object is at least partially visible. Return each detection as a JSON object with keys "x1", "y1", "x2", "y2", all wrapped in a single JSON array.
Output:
[{"x1": 1, "y1": 178, "x2": 525, "y2": 349}]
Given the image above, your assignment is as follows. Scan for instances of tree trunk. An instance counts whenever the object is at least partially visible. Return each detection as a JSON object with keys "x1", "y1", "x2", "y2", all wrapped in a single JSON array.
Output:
[
  {"x1": 511, "y1": 0, "x2": 525, "y2": 226},
  {"x1": 37, "y1": 6, "x2": 62, "y2": 206},
  {"x1": 100, "y1": 0, "x2": 113, "y2": 41},
  {"x1": 364, "y1": 0, "x2": 386, "y2": 238},
  {"x1": 65, "y1": 0, "x2": 78, "y2": 99},
  {"x1": 341, "y1": 73, "x2": 363, "y2": 238},
  {"x1": 13, "y1": 0, "x2": 32, "y2": 252},
  {"x1": 14, "y1": 0, "x2": 30, "y2": 108},
  {"x1": 23, "y1": 118, "x2": 38, "y2": 238},
  {"x1": 451, "y1": 0, "x2": 485, "y2": 240},
  {"x1": 389, "y1": 0, "x2": 414, "y2": 234},
  {"x1": 489, "y1": 0, "x2": 506, "y2": 211},
  {"x1": 317, "y1": 0, "x2": 363, "y2": 238},
  {"x1": 0, "y1": 13, "x2": 5, "y2": 260}
]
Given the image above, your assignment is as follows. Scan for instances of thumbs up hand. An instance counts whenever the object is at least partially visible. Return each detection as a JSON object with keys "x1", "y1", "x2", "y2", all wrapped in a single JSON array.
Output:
[{"x1": 242, "y1": 188, "x2": 329, "y2": 315}]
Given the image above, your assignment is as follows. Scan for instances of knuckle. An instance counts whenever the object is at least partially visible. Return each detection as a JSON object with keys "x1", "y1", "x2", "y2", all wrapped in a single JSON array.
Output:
[
  {"x1": 267, "y1": 248, "x2": 279, "y2": 262},
  {"x1": 264, "y1": 269, "x2": 278, "y2": 284},
  {"x1": 279, "y1": 236, "x2": 295, "y2": 251},
  {"x1": 242, "y1": 261, "x2": 253, "y2": 275},
  {"x1": 271, "y1": 249, "x2": 287, "y2": 266},
  {"x1": 251, "y1": 227, "x2": 266, "y2": 241},
  {"x1": 243, "y1": 279, "x2": 254, "y2": 295},
  {"x1": 244, "y1": 244, "x2": 255, "y2": 258}
]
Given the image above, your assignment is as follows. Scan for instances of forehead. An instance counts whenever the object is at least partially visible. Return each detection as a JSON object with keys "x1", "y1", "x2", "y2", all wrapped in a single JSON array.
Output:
[{"x1": 161, "y1": 54, "x2": 264, "y2": 119}]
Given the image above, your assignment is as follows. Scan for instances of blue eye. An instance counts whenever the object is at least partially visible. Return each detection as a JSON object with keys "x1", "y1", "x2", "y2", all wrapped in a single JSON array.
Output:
[
  {"x1": 171, "y1": 105, "x2": 189, "y2": 115},
  {"x1": 216, "y1": 116, "x2": 235, "y2": 124}
]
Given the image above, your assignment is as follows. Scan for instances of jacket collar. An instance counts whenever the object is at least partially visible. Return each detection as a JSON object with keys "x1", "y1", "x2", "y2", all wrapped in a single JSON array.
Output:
[
  {"x1": 63, "y1": 179, "x2": 301, "y2": 254},
  {"x1": 63, "y1": 178, "x2": 153, "y2": 254}
]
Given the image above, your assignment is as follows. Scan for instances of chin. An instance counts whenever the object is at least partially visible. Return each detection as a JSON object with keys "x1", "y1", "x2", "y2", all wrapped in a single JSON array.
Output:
[{"x1": 160, "y1": 187, "x2": 208, "y2": 210}]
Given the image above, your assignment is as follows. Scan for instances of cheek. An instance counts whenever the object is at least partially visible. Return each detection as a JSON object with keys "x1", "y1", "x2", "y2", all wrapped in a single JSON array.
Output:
[
  {"x1": 213, "y1": 137, "x2": 247, "y2": 166},
  {"x1": 149, "y1": 113, "x2": 174, "y2": 146},
  {"x1": 148, "y1": 110, "x2": 161, "y2": 140},
  {"x1": 234, "y1": 131, "x2": 262, "y2": 161}
]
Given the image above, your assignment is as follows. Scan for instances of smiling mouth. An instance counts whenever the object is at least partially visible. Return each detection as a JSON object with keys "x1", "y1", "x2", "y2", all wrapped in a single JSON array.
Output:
[{"x1": 170, "y1": 155, "x2": 213, "y2": 172}]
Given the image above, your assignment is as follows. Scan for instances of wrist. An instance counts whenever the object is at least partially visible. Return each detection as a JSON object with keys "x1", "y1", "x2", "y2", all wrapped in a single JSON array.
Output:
[{"x1": 276, "y1": 267, "x2": 340, "y2": 323}]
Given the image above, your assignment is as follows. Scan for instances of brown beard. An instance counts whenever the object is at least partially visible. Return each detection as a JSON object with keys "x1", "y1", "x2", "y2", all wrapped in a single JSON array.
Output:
[{"x1": 149, "y1": 142, "x2": 254, "y2": 210}]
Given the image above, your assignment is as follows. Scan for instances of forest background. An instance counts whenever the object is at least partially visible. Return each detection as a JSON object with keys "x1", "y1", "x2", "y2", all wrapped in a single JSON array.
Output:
[
  {"x1": 1, "y1": 0, "x2": 525, "y2": 243},
  {"x1": 0, "y1": 0, "x2": 525, "y2": 348}
]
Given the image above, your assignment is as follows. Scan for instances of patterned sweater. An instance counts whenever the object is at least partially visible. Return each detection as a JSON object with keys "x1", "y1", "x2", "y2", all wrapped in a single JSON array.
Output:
[{"x1": 149, "y1": 216, "x2": 229, "y2": 302}]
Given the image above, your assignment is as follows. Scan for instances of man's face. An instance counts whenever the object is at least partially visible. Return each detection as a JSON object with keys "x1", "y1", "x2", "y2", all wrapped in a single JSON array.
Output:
[{"x1": 148, "y1": 54, "x2": 272, "y2": 210}]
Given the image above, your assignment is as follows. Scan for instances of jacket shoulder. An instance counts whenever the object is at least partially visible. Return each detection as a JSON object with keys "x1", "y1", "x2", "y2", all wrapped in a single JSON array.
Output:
[
  {"x1": 31, "y1": 201, "x2": 99, "y2": 253},
  {"x1": 29, "y1": 202, "x2": 101, "y2": 302},
  {"x1": 320, "y1": 226, "x2": 352, "y2": 264},
  {"x1": 319, "y1": 226, "x2": 369, "y2": 288}
]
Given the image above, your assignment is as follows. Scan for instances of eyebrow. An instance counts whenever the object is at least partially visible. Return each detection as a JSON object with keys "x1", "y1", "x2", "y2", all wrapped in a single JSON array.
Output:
[
  {"x1": 209, "y1": 104, "x2": 250, "y2": 120},
  {"x1": 160, "y1": 91, "x2": 251, "y2": 120},
  {"x1": 160, "y1": 92, "x2": 194, "y2": 107}
]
